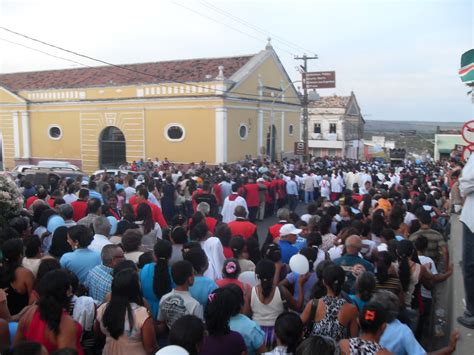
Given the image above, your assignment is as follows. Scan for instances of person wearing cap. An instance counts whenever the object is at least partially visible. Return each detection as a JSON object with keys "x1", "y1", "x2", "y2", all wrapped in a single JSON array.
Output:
[{"x1": 278, "y1": 224, "x2": 300, "y2": 264}]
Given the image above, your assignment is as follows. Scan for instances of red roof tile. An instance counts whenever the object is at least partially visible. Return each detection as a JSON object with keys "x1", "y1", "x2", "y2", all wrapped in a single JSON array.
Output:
[
  {"x1": 309, "y1": 95, "x2": 351, "y2": 108},
  {"x1": 0, "y1": 55, "x2": 254, "y2": 92}
]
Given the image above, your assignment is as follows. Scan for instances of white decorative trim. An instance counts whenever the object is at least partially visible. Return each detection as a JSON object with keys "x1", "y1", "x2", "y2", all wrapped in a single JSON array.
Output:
[
  {"x1": 257, "y1": 109, "x2": 263, "y2": 156},
  {"x1": 164, "y1": 123, "x2": 186, "y2": 142},
  {"x1": 215, "y1": 108, "x2": 228, "y2": 163},
  {"x1": 12, "y1": 112, "x2": 20, "y2": 158},
  {"x1": 21, "y1": 111, "x2": 31, "y2": 158},
  {"x1": 238, "y1": 123, "x2": 249, "y2": 140},
  {"x1": 280, "y1": 112, "x2": 285, "y2": 154},
  {"x1": 47, "y1": 124, "x2": 63, "y2": 140}
]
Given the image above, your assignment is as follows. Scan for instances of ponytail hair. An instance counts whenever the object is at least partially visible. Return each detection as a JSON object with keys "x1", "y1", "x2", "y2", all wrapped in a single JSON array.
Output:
[
  {"x1": 274, "y1": 312, "x2": 304, "y2": 354},
  {"x1": 355, "y1": 272, "x2": 376, "y2": 302},
  {"x1": 37, "y1": 269, "x2": 71, "y2": 335},
  {"x1": 359, "y1": 301, "x2": 387, "y2": 334},
  {"x1": 375, "y1": 251, "x2": 392, "y2": 284},
  {"x1": 322, "y1": 265, "x2": 345, "y2": 295},
  {"x1": 397, "y1": 240, "x2": 414, "y2": 292},
  {"x1": 255, "y1": 260, "x2": 275, "y2": 299},
  {"x1": 153, "y1": 239, "x2": 172, "y2": 299}
]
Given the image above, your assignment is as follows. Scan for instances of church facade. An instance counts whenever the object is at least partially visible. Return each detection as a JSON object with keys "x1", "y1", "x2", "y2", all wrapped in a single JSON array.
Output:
[{"x1": 0, "y1": 43, "x2": 301, "y2": 172}]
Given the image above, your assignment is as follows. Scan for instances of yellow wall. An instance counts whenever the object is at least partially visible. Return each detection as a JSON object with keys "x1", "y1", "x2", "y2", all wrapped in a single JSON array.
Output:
[
  {"x1": 0, "y1": 87, "x2": 24, "y2": 104},
  {"x1": 144, "y1": 107, "x2": 216, "y2": 164},
  {"x1": 229, "y1": 55, "x2": 300, "y2": 105},
  {"x1": 0, "y1": 112, "x2": 15, "y2": 169},
  {"x1": 226, "y1": 108, "x2": 258, "y2": 162},
  {"x1": 29, "y1": 111, "x2": 82, "y2": 160}
]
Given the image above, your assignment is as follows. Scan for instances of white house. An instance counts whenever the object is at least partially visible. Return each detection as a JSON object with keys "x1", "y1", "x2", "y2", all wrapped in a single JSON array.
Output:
[{"x1": 307, "y1": 92, "x2": 365, "y2": 159}]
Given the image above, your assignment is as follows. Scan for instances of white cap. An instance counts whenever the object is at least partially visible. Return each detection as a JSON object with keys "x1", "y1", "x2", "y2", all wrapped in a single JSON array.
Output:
[
  {"x1": 257, "y1": 178, "x2": 264, "y2": 183},
  {"x1": 156, "y1": 345, "x2": 189, "y2": 355},
  {"x1": 279, "y1": 223, "x2": 302, "y2": 237}
]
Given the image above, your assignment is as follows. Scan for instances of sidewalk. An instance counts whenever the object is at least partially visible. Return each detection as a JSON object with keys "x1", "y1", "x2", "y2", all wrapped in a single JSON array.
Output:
[{"x1": 449, "y1": 215, "x2": 474, "y2": 354}]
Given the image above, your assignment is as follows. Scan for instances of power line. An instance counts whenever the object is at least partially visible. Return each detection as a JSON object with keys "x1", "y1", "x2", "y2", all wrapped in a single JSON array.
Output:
[
  {"x1": 0, "y1": 26, "x2": 303, "y2": 100},
  {"x1": 168, "y1": 0, "x2": 296, "y2": 57},
  {"x1": 198, "y1": 0, "x2": 316, "y2": 56},
  {"x1": 0, "y1": 37, "x2": 136, "y2": 82}
]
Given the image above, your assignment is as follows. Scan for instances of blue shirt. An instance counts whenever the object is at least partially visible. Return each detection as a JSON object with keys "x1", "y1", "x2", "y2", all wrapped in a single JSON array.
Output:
[
  {"x1": 286, "y1": 271, "x2": 317, "y2": 303},
  {"x1": 286, "y1": 180, "x2": 298, "y2": 196},
  {"x1": 380, "y1": 319, "x2": 426, "y2": 355},
  {"x1": 140, "y1": 263, "x2": 176, "y2": 319},
  {"x1": 60, "y1": 248, "x2": 101, "y2": 284},
  {"x1": 279, "y1": 240, "x2": 298, "y2": 264},
  {"x1": 189, "y1": 275, "x2": 218, "y2": 307},
  {"x1": 334, "y1": 254, "x2": 374, "y2": 293},
  {"x1": 294, "y1": 236, "x2": 307, "y2": 251},
  {"x1": 230, "y1": 314, "x2": 265, "y2": 355},
  {"x1": 89, "y1": 190, "x2": 103, "y2": 203},
  {"x1": 85, "y1": 264, "x2": 113, "y2": 303}
]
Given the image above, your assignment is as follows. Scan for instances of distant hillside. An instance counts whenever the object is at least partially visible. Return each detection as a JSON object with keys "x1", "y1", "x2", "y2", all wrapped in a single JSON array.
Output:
[{"x1": 365, "y1": 120, "x2": 463, "y2": 134}]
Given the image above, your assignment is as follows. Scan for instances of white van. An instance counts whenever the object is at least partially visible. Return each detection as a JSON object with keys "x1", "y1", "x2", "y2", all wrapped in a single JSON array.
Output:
[{"x1": 37, "y1": 160, "x2": 81, "y2": 171}]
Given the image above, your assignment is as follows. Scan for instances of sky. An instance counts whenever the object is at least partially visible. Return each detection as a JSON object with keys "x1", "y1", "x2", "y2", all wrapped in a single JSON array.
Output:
[{"x1": 0, "y1": 0, "x2": 473, "y2": 122}]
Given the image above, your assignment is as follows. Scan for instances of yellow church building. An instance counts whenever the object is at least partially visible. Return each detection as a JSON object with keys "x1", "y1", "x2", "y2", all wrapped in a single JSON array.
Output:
[{"x1": 0, "y1": 43, "x2": 301, "y2": 172}]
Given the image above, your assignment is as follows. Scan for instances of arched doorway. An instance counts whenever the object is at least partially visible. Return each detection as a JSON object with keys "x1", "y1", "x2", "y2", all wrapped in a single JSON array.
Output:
[
  {"x1": 266, "y1": 125, "x2": 277, "y2": 161},
  {"x1": 99, "y1": 126, "x2": 126, "y2": 169}
]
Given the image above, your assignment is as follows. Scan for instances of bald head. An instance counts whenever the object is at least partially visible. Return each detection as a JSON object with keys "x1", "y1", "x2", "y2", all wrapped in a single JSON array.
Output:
[
  {"x1": 234, "y1": 206, "x2": 247, "y2": 218},
  {"x1": 345, "y1": 235, "x2": 362, "y2": 255}
]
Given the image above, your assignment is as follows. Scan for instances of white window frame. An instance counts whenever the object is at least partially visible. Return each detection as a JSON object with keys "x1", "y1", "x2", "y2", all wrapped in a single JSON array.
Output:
[
  {"x1": 47, "y1": 124, "x2": 63, "y2": 140},
  {"x1": 238, "y1": 123, "x2": 248, "y2": 140},
  {"x1": 164, "y1": 123, "x2": 186, "y2": 142}
]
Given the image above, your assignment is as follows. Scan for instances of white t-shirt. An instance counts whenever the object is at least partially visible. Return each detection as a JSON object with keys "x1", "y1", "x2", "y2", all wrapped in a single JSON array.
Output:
[
  {"x1": 158, "y1": 289, "x2": 203, "y2": 329},
  {"x1": 419, "y1": 255, "x2": 437, "y2": 299}
]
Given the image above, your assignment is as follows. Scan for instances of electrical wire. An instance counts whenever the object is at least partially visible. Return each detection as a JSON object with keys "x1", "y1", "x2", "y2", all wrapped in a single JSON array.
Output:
[
  {"x1": 198, "y1": 0, "x2": 316, "y2": 56},
  {"x1": 0, "y1": 26, "x2": 302, "y2": 100}
]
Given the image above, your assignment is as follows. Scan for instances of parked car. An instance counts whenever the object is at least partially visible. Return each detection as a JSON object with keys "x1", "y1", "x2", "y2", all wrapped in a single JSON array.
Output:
[
  {"x1": 11, "y1": 165, "x2": 36, "y2": 177},
  {"x1": 92, "y1": 169, "x2": 134, "y2": 179},
  {"x1": 22, "y1": 167, "x2": 86, "y2": 188},
  {"x1": 37, "y1": 160, "x2": 81, "y2": 171}
]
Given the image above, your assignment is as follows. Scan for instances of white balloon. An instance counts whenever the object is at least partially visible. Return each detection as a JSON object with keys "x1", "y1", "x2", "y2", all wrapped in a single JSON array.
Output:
[
  {"x1": 289, "y1": 254, "x2": 309, "y2": 274},
  {"x1": 238, "y1": 271, "x2": 260, "y2": 287}
]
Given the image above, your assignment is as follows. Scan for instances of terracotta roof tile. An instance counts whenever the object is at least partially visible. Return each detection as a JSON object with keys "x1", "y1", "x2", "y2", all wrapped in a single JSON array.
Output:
[
  {"x1": 309, "y1": 95, "x2": 351, "y2": 108},
  {"x1": 0, "y1": 55, "x2": 254, "y2": 92}
]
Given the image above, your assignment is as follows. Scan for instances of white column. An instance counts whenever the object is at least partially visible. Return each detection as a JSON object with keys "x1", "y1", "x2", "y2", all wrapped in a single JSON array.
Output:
[
  {"x1": 280, "y1": 111, "x2": 285, "y2": 158},
  {"x1": 215, "y1": 107, "x2": 228, "y2": 163},
  {"x1": 257, "y1": 109, "x2": 263, "y2": 157},
  {"x1": 21, "y1": 111, "x2": 31, "y2": 159},
  {"x1": 12, "y1": 112, "x2": 20, "y2": 158}
]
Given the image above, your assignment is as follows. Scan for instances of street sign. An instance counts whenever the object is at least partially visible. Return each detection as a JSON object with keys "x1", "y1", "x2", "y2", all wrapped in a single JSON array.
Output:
[
  {"x1": 461, "y1": 120, "x2": 474, "y2": 144},
  {"x1": 304, "y1": 71, "x2": 336, "y2": 89},
  {"x1": 294, "y1": 142, "x2": 306, "y2": 155}
]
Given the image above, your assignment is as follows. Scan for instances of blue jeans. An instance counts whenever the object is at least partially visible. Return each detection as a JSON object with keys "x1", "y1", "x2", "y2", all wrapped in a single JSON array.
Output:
[
  {"x1": 304, "y1": 191, "x2": 314, "y2": 204},
  {"x1": 463, "y1": 222, "x2": 474, "y2": 315},
  {"x1": 288, "y1": 195, "x2": 298, "y2": 212}
]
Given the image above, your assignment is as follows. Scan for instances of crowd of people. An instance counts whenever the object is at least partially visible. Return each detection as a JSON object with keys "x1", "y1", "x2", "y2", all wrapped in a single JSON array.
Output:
[{"x1": 0, "y1": 155, "x2": 467, "y2": 354}]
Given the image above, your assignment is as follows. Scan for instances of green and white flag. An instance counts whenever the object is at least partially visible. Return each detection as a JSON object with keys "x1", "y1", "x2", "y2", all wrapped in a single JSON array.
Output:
[{"x1": 460, "y1": 49, "x2": 474, "y2": 85}]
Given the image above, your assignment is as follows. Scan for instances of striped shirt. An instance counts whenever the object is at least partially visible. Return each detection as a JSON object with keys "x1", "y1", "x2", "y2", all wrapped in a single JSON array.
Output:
[{"x1": 85, "y1": 264, "x2": 113, "y2": 303}]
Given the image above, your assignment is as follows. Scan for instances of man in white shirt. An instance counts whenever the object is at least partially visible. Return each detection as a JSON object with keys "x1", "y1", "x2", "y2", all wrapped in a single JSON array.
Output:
[
  {"x1": 123, "y1": 177, "x2": 136, "y2": 203},
  {"x1": 221, "y1": 184, "x2": 248, "y2": 223},
  {"x1": 63, "y1": 185, "x2": 78, "y2": 204},
  {"x1": 303, "y1": 173, "x2": 315, "y2": 204},
  {"x1": 88, "y1": 216, "x2": 112, "y2": 253}
]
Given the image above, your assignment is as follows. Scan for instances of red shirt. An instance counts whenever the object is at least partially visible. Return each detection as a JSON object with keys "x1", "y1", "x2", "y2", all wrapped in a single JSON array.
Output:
[
  {"x1": 71, "y1": 200, "x2": 88, "y2": 222},
  {"x1": 216, "y1": 278, "x2": 250, "y2": 294},
  {"x1": 213, "y1": 183, "x2": 223, "y2": 206},
  {"x1": 352, "y1": 194, "x2": 363, "y2": 203},
  {"x1": 47, "y1": 198, "x2": 56, "y2": 208},
  {"x1": 132, "y1": 199, "x2": 168, "y2": 228},
  {"x1": 223, "y1": 246, "x2": 233, "y2": 259},
  {"x1": 272, "y1": 179, "x2": 286, "y2": 199},
  {"x1": 268, "y1": 222, "x2": 286, "y2": 240},
  {"x1": 263, "y1": 181, "x2": 273, "y2": 203},
  {"x1": 188, "y1": 216, "x2": 217, "y2": 234},
  {"x1": 25, "y1": 196, "x2": 38, "y2": 209},
  {"x1": 244, "y1": 183, "x2": 260, "y2": 207},
  {"x1": 228, "y1": 218, "x2": 257, "y2": 240}
]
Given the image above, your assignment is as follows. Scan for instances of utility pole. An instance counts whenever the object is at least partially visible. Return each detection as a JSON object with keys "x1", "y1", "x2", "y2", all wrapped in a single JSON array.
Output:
[{"x1": 295, "y1": 54, "x2": 318, "y2": 163}]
